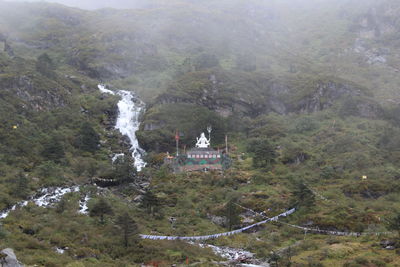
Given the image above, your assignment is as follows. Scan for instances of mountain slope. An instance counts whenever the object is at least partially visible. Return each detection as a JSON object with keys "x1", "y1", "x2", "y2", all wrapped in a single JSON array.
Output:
[{"x1": 1, "y1": 0, "x2": 400, "y2": 266}]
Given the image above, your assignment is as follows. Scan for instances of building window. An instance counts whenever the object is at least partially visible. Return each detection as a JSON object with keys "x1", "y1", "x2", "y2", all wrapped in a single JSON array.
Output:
[{"x1": 217, "y1": 155, "x2": 221, "y2": 158}]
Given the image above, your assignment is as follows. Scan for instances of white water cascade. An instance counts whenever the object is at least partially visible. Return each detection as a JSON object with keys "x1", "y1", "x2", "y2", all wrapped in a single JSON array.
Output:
[
  {"x1": 0, "y1": 186, "x2": 81, "y2": 219},
  {"x1": 98, "y1": 84, "x2": 146, "y2": 171},
  {"x1": 193, "y1": 243, "x2": 269, "y2": 266}
]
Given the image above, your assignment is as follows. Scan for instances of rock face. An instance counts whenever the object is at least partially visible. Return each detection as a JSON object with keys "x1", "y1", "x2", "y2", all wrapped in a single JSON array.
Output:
[
  {"x1": 208, "y1": 214, "x2": 228, "y2": 227},
  {"x1": 351, "y1": 3, "x2": 399, "y2": 66},
  {"x1": 295, "y1": 80, "x2": 363, "y2": 113},
  {"x1": 354, "y1": 4, "x2": 399, "y2": 40},
  {"x1": 0, "y1": 248, "x2": 24, "y2": 267},
  {"x1": 9, "y1": 76, "x2": 66, "y2": 111},
  {"x1": 154, "y1": 71, "x2": 381, "y2": 119}
]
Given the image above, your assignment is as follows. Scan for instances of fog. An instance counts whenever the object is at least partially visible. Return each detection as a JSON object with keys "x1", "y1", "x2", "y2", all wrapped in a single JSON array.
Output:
[
  {"x1": 4, "y1": 0, "x2": 150, "y2": 9},
  {"x1": 3, "y1": 0, "x2": 372, "y2": 11}
]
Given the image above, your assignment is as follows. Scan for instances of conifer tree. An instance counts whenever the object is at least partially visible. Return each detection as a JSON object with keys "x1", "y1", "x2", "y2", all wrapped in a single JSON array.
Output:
[
  {"x1": 36, "y1": 53, "x2": 55, "y2": 77},
  {"x1": 225, "y1": 199, "x2": 240, "y2": 231},
  {"x1": 75, "y1": 122, "x2": 100, "y2": 153},
  {"x1": 116, "y1": 212, "x2": 138, "y2": 248},
  {"x1": 269, "y1": 251, "x2": 281, "y2": 267},
  {"x1": 388, "y1": 211, "x2": 400, "y2": 237},
  {"x1": 42, "y1": 135, "x2": 65, "y2": 163},
  {"x1": 90, "y1": 198, "x2": 114, "y2": 224},
  {"x1": 56, "y1": 197, "x2": 67, "y2": 214},
  {"x1": 247, "y1": 137, "x2": 277, "y2": 168},
  {"x1": 141, "y1": 190, "x2": 159, "y2": 216},
  {"x1": 292, "y1": 181, "x2": 315, "y2": 207},
  {"x1": 114, "y1": 157, "x2": 136, "y2": 183},
  {"x1": 14, "y1": 172, "x2": 29, "y2": 199}
]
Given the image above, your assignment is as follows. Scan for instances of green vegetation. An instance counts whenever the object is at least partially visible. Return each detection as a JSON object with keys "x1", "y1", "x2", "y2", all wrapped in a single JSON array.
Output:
[
  {"x1": 225, "y1": 198, "x2": 240, "y2": 231},
  {"x1": 90, "y1": 198, "x2": 114, "y2": 224},
  {"x1": 1, "y1": 0, "x2": 400, "y2": 266}
]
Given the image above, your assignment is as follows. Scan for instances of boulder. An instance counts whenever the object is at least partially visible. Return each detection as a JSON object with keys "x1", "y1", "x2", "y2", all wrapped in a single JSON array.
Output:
[
  {"x1": 0, "y1": 248, "x2": 24, "y2": 267},
  {"x1": 209, "y1": 214, "x2": 228, "y2": 227}
]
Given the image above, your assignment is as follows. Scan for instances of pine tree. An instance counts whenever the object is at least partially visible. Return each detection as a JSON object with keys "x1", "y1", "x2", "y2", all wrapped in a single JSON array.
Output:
[
  {"x1": 269, "y1": 251, "x2": 281, "y2": 267},
  {"x1": 292, "y1": 181, "x2": 315, "y2": 207},
  {"x1": 56, "y1": 197, "x2": 67, "y2": 214},
  {"x1": 116, "y1": 212, "x2": 138, "y2": 248},
  {"x1": 141, "y1": 190, "x2": 159, "y2": 216},
  {"x1": 388, "y1": 211, "x2": 400, "y2": 237},
  {"x1": 42, "y1": 135, "x2": 65, "y2": 163},
  {"x1": 36, "y1": 53, "x2": 55, "y2": 77},
  {"x1": 247, "y1": 137, "x2": 277, "y2": 168},
  {"x1": 14, "y1": 172, "x2": 29, "y2": 199},
  {"x1": 75, "y1": 122, "x2": 100, "y2": 153},
  {"x1": 114, "y1": 157, "x2": 136, "y2": 184},
  {"x1": 225, "y1": 199, "x2": 240, "y2": 231},
  {"x1": 90, "y1": 198, "x2": 114, "y2": 224}
]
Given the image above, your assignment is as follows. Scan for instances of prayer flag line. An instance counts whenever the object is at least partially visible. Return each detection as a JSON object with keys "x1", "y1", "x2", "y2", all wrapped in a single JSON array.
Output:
[{"x1": 140, "y1": 208, "x2": 296, "y2": 241}]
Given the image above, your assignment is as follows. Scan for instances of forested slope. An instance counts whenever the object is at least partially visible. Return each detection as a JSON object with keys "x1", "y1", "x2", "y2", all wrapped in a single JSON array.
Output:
[{"x1": 1, "y1": 0, "x2": 400, "y2": 266}]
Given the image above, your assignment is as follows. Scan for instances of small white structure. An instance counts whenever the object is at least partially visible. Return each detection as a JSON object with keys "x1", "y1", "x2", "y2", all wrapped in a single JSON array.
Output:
[{"x1": 195, "y1": 132, "x2": 210, "y2": 148}]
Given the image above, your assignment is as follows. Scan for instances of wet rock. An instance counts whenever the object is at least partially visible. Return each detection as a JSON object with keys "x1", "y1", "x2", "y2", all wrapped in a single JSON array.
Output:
[
  {"x1": 0, "y1": 248, "x2": 24, "y2": 267},
  {"x1": 1, "y1": 75, "x2": 67, "y2": 111},
  {"x1": 209, "y1": 214, "x2": 228, "y2": 227},
  {"x1": 133, "y1": 195, "x2": 144, "y2": 203},
  {"x1": 143, "y1": 122, "x2": 165, "y2": 131},
  {"x1": 297, "y1": 81, "x2": 362, "y2": 113},
  {"x1": 380, "y1": 239, "x2": 396, "y2": 250}
]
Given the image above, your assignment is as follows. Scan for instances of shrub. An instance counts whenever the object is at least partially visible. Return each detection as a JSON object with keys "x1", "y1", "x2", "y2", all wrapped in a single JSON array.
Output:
[
  {"x1": 294, "y1": 117, "x2": 318, "y2": 133},
  {"x1": 74, "y1": 122, "x2": 100, "y2": 153},
  {"x1": 246, "y1": 137, "x2": 277, "y2": 168}
]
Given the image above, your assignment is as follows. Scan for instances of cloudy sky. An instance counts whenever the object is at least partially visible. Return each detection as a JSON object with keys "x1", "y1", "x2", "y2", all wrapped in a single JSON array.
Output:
[{"x1": 4, "y1": 0, "x2": 149, "y2": 9}]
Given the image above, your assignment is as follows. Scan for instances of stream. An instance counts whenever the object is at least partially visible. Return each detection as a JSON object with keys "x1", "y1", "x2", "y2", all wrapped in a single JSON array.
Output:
[
  {"x1": 196, "y1": 243, "x2": 270, "y2": 266},
  {"x1": 0, "y1": 186, "x2": 88, "y2": 219},
  {"x1": 1, "y1": 85, "x2": 267, "y2": 265}
]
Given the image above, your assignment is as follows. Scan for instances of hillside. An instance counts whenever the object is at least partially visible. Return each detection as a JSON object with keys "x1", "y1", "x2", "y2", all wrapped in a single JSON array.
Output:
[{"x1": 1, "y1": 0, "x2": 400, "y2": 266}]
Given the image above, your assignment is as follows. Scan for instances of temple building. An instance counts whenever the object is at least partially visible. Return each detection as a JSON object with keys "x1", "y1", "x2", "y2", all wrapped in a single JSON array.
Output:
[{"x1": 166, "y1": 131, "x2": 231, "y2": 172}]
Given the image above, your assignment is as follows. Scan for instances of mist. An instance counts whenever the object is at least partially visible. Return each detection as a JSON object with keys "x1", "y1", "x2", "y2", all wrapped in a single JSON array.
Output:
[
  {"x1": 3, "y1": 0, "x2": 372, "y2": 11},
  {"x1": 1, "y1": 0, "x2": 400, "y2": 265},
  {"x1": 3, "y1": 0, "x2": 150, "y2": 9}
]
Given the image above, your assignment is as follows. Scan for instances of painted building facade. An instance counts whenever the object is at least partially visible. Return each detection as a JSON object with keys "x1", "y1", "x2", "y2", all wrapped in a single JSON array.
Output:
[{"x1": 166, "y1": 131, "x2": 231, "y2": 172}]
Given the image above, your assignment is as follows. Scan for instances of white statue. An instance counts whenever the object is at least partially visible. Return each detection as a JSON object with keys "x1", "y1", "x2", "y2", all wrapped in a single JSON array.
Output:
[{"x1": 196, "y1": 132, "x2": 210, "y2": 148}]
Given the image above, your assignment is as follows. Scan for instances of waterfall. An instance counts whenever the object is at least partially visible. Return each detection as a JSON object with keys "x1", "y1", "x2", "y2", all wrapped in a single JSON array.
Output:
[
  {"x1": 98, "y1": 85, "x2": 146, "y2": 171},
  {"x1": 0, "y1": 186, "x2": 81, "y2": 219}
]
